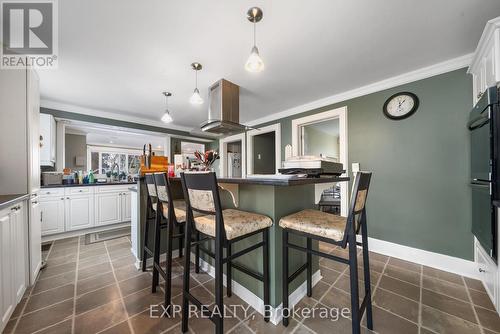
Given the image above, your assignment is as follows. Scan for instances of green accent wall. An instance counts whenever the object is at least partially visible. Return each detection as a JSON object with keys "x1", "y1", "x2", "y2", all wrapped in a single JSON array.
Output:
[{"x1": 254, "y1": 68, "x2": 473, "y2": 260}]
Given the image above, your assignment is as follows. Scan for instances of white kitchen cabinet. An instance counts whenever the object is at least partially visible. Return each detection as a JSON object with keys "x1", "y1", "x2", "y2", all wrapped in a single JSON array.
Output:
[
  {"x1": 0, "y1": 202, "x2": 28, "y2": 334},
  {"x1": 65, "y1": 192, "x2": 94, "y2": 231},
  {"x1": 95, "y1": 191, "x2": 122, "y2": 226},
  {"x1": 0, "y1": 208, "x2": 14, "y2": 333},
  {"x1": 121, "y1": 191, "x2": 132, "y2": 222},
  {"x1": 40, "y1": 113, "x2": 56, "y2": 167},
  {"x1": 29, "y1": 196, "x2": 41, "y2": 284},
  {"x1": 40, "y1": 185, "x2": 132, "y2": 236},
  {"x1": 12, "y1": 203, "x2": 27, "y2": 302},
  {"x1": 40, "y1": 195, "x2": 65, "y2": 236},
  {"x1": 469, "y1": 17, "x2": 500, "y2": 104}
]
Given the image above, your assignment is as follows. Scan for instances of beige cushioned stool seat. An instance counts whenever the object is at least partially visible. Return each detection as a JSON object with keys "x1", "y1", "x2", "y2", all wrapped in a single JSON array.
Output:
[
  {"x1": 193, "y1": 209, "x2": 273, "y2": 240},
  {"x1": 161, "y1": 199, "x2": 188, "y2": 222},
  {"x1": 279, "y1": 209, "x2": 347, "y2": 242}
]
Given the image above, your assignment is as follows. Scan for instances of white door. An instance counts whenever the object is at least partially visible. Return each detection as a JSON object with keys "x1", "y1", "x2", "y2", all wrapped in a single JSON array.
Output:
[
  {"x1": 0, "y1": 209, "x2": 14, "y2": 332},
  {"x1": 65, "y1": 194, "x2": 93, "y2": 231},
  {"x1": 122, "y1": 191, "x2": 131, "y2": 222},
  {"x1": 29, "y1": 198, "x2": 42, "y2": 284},
  {"x1": 12, "y1": 205, "x2": 27, "y2": 302},
  {"x1": 95, "y1": 192, "x2": 121, "y2": 226},
  {"x1": 40, "y1": 196, "x2": 65, "y2": 235},
  {"x1": 39, "y1": 113, "x2": 52, "y2": 166}
]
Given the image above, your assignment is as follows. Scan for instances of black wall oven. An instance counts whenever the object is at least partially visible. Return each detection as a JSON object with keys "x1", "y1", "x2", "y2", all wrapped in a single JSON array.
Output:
[{"x1": 468, "y1": 86, "x2": 500, "y2": 260}]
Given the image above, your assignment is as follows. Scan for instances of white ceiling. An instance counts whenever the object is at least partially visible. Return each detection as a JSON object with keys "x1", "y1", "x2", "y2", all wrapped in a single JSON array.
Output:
[
  {"x1": 65, "y1": 123, "x2": 166, "y2": 150},
  {"x1": 39, "y1": 0, "x2": 500, "y2": 130}
]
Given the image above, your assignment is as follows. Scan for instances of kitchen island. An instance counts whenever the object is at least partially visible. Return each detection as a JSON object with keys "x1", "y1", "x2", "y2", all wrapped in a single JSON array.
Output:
[{"x1": 132, "y1": 175, "x2": 349, "y2": 319}]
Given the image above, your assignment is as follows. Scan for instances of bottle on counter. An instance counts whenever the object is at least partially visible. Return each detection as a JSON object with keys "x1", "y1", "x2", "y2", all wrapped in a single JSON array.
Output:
[{"x1": 88, "y1": 170, "x2": 95, "y2": 184}]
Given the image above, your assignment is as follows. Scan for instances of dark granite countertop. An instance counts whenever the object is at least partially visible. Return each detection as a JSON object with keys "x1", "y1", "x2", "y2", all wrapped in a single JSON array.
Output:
[
  {"x1": 0, "y1": 194, "x2": 30, "y2": 211},
  {"x1": 168, "y1": 176, "x2": 349, "y2": 186},
  {"x1": 41, "y1": 182, "x2": 137, "y2": 188}
]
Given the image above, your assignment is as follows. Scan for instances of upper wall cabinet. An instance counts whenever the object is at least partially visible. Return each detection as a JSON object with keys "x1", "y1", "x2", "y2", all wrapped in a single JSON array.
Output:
[
  {"x1": 469, "y1": 17, "x2": 500, "y2": 105},
  {"x1": 40, "y1": 113, "x2": 56, "y2": 167}
]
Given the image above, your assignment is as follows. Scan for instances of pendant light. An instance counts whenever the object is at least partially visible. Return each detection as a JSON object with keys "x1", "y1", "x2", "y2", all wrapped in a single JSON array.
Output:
[
  {"x1": 245, "y1": 7, "x2": 264, "y2": 73},
  {"x1": 189, "y1": 62, "x2": 204, "y2": 104},
  {"x1": 161, "y1": 92, "x2": 173, "y2": 123}
]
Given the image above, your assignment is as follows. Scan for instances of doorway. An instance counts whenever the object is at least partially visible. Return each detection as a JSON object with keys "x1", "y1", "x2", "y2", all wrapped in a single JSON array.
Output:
[
  {"x1": 252, "y1": 132, "x2": 276, "y2": 174},
  {"x1": 246, "y1": 123, "x2": 281, "y2": 175},
  {"x1": 219, "y1": 133, "x2": 246, "y2": 177}
]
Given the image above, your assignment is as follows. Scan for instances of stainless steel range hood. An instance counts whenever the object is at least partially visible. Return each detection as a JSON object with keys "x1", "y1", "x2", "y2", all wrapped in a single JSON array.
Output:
[{"x1": 201, "y1": 79, "x2": 247, "y2": 135}]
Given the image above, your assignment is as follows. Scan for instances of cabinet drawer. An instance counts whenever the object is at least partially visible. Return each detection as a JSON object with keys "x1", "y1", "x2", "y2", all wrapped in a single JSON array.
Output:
[
  {"x1": 96, "y1": 185, "x2": 131, "y2": 193},
  {"x1": 66, "y1": 187, "x2": 92, "y2": 195},
  {"x1": 40, "y1": 188, "x2": 64, "y2": 197}
]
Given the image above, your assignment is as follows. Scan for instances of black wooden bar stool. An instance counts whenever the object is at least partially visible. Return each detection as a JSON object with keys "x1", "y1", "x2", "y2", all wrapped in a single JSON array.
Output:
[
  {"x1": 152, "y1": 172, "x2": 193, "y2": 313},
  {"x1": 280, "y1": 172, "x2": 373, "y2": 334},
  {"x1": 180, "y1": 172, "x2": 273, "y2": 334},
  {"x1": 141, "y1": 173, "x2": 162, "y2": 272}
]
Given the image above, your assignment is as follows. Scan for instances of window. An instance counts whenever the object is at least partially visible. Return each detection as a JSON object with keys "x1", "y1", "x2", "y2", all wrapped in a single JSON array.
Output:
[
  {"x1": 87, "y1": 146, "x2": 143, "y2": 175},
  {"x1": 181, "y1": 141, "x2": 205, "y2": 157}
]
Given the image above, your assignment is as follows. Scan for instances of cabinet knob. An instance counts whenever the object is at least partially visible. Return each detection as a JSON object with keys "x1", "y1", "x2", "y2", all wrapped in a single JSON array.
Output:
[
  {"x1": 479, "y1": 268, "x2": 486, "y2": 273},
  {"x1": 61, "y1": 197, "x2": 64, "y2": 200},
  {"x1": 477, "y1": 91, "x2": 484, "y2": 99},
  {"x1": 66, "y1": 197, "x2": 70, "y2": 200}
]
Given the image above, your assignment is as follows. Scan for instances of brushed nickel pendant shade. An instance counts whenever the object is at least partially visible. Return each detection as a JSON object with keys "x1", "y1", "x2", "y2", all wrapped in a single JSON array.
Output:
[
  {"x1": 190, "y1": 62, "x2": 204, "y2": 104},
  {"x1": 245, "y1": 7, "x2": 264, "y2": 73}
]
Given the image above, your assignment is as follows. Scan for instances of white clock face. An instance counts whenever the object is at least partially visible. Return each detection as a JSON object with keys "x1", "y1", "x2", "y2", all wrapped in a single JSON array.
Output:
[{"x1": 386, "y1": 94, "x2": 416, "y2": 118}]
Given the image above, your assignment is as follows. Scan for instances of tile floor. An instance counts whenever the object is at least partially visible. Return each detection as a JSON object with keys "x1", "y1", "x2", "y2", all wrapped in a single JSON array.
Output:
[{"x1": 4, "y1": 236, "x2": 500, "y2": 334}]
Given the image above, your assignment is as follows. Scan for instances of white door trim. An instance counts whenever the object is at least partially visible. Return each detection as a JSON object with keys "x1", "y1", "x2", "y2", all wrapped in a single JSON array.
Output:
[
  {"x1": 246, "y1": 123, "x2": 281, "y2": 175},
  {"x1": 219, "y1": 133, "x2": 246, "y2": 177},
  {"x1": 291, "y1": 107, "x2": 348, "y2": 216}
]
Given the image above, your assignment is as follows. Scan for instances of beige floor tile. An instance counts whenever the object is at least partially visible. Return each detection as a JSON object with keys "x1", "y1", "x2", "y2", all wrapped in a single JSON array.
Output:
[
  {"x1": 129, "y1": 309, "x2": 181, "y2": 334},
  {"x1": 422, "y1": 276, "x2": 469, "y2": 301},
  {"x1": 75, "y1": 283, "x2": 122, "y2": 315},
  {"x1": 123, "y1": 287, "x2": 165, "y2": 317},
  {"x1": 15, "y1": 299, "x2": 74, "y2": 334},
  {"x1": 24, "y1": 283, "x2": 74, "y2": 313},
  {"x1": 423, "y1": 266, "x2": 464, "y2": 285},
  {"x1": 387, "y1": 258, "x2": 421, "y2": 273},
  {"x1": 76, "y1": 271, "x2": 115, "y2": 295},
  {"x1": 74, "y1": 299, "x2": 128, "y2": 334},
  {"x1": 469, "y1": 288, "x2": 496, "y2": 310},
  {"x1": 35, "y1": 319, "x2": 73, "y2": 334},
  {"x1": 118, "y1": 272, "x2": 153, "y2": 297},
  {"x1": 421, "y1": 289, "x2": 476, "y2": 323},
  {"x1": 99, "y1": 320, "x2": 132, "y2": 334},
  {"x1": 373, "y1": 288, "x2": 419, "y2": 323},
  {"x1": 384, "y1": 265, "x2": 421, "y2": 286},
  {"x1": 421, "y1": 305, "x2": 481, "y2": 334},
  {"x1": 365, "y1": 306, "x2": 418, "y2": 334},
  {"x1": 32, "y1": 271, "x2": 76, "y2": 294},
  {"x1": 475, "y1": 305, "x2": 500, "y2": 332},
  {"x1": 378, "y1": 275, "x2": 420, "y2": 301}
]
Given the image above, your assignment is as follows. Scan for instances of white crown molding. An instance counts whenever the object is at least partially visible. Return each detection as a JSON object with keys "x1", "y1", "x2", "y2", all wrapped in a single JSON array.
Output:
[
  {"x1": 469, "y1": 16, "x2": 500, "y2": 73},
  {"x1": 40, "y1": 99, "x2": 210, "y2": 136},
  {"x1": 245, "y1": 53, "x2": 473, "y2": 127}
]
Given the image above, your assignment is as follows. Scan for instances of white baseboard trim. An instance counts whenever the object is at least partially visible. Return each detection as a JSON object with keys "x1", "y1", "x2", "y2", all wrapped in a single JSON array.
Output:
[{"x1": 359, "y1": 236, "x2": 480, "y2": 280}]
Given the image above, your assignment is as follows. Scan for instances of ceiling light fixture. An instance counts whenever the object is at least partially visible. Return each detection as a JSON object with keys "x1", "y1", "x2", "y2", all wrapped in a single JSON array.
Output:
[
  {"x1": 189, "y1": 62, "x2": 204, "y2": 104},
  {"x1": 161, "y1": 91, "x2": 173, "y2": 123},
  {"x1": 245, "y1": 7, "x2": 264, "y2": 73}
]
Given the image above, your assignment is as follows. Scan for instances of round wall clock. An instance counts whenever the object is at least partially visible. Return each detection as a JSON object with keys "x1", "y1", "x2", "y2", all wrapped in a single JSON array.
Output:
[{"x1": 382, "y1": 92, "x2": 419, "y2": 120}]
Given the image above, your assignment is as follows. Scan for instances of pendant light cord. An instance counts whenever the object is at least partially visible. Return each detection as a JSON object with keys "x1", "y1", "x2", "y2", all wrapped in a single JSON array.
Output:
[{"x1": 253, "y1": 21, "x2": 256, "y2": 47}]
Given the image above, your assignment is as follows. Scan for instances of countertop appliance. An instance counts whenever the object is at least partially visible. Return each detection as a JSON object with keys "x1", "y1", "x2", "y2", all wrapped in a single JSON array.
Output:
[
  {"x1": 279, "y1": 156, "x2": 344, "y2": 177},
  {"x1": 468, "y1": 85, "x2": 500, "y2": 260}
]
